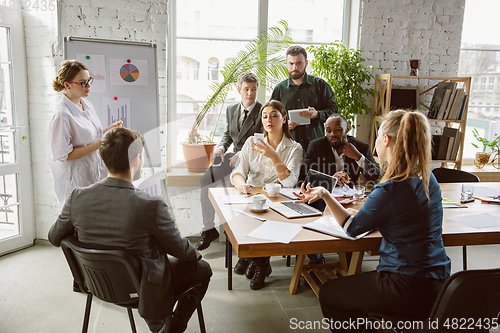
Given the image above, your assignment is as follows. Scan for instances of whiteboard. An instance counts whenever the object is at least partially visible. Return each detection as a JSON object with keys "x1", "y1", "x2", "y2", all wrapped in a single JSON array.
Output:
[{"x1": 64, "y1": 37, "x2": 160, "y2": 166}]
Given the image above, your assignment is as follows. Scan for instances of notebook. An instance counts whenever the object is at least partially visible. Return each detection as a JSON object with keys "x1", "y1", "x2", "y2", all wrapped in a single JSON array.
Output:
[{"x1": 269, "y1": 169, "x2": 337, "y2": 219}]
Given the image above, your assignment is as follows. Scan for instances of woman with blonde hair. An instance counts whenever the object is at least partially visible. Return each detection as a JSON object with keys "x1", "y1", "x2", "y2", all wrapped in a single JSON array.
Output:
[
  {"x1": 295, "y1": 110, "x2": 451, "y2": 332},
  {"x1": 231, "y1": 99, "x2": 302, "y2": 290},
  {"x1": 48, "y1": 60, "x2": 121, "y2": 203}
]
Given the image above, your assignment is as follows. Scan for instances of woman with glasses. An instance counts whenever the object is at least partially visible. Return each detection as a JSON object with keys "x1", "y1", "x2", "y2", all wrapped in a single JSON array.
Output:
[{"x1": 48, "y1": 60, "x2": 121, "y2": 203}]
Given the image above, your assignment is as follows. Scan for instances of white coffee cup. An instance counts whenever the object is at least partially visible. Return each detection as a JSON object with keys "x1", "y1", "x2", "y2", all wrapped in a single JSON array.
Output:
[
  {"x1": 263, "y1": 183, "x2": 281, "y2": 197},
  {"x1": 253, "y1": 194, "x2": 267, "y2": 209}
]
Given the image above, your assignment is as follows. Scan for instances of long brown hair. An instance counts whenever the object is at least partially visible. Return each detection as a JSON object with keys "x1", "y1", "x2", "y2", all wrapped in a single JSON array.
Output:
[
  {"x1": 260, "y1": 100, "x2": 292, "y2": 139},
  {"x1": 52, "y1": 60, "x2": 88, "y2": 92},
  {"x1": 380, "y1": 110, "x2": 432, "y2": 197}
]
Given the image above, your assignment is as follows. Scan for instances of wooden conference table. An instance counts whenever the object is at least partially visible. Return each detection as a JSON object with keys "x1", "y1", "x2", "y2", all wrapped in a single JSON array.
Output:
[{"x1": 208, "y1": 183, "x2": 500, "y2": 295}]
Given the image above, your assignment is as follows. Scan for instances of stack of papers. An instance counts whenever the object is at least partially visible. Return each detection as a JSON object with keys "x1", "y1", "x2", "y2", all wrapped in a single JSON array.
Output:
[{"x1": 247, "y1": 220, "x2": 303, "y2": 244}]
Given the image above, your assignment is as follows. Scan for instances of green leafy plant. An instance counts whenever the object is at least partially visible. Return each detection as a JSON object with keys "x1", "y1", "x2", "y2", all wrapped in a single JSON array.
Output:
[
  {"x1": 471, "y1": 128, "x2": 500, "y2": 153},
  {"x1": 307, "y1": 42, "x2": 376, "y2": 127},
  {"x1": 186, "y1": 20, "x2": 293, "y2": 144}
]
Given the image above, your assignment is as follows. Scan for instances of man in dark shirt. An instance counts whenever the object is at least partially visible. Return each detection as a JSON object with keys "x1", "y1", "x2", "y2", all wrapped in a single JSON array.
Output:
[
  {"x1": 303, "y1": 114, "x2": 382, "y2": 187},
  {"x1": 270, "y1": 45, "x2": 338, "y2": 153}
]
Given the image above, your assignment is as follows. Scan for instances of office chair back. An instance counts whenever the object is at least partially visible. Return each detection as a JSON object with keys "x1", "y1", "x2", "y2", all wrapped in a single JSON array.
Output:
[
  {"x1": 432, "y1": 167, "x2": 479, "y2": 183},
  {"x1": 61, "y1": 236, "x2": 142, "y2": 306},
  {"x1": 430, "y1": 268, "x2": 500, "y2": 332}
]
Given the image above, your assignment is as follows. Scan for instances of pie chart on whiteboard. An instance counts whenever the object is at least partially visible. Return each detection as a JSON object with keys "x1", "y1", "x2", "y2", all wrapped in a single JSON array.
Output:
[{"x1": 120, "y1": 64, "x2": 140, "y2": 82}]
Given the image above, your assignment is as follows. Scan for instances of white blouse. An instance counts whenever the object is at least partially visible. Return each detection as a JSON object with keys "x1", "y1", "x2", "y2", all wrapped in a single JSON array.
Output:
[
  {"x1": 231, "y1": 134, "x2": 303, "y2": 188},
  {"x1": 47, "y1": 94, "x2": 107, "y2": 203}
]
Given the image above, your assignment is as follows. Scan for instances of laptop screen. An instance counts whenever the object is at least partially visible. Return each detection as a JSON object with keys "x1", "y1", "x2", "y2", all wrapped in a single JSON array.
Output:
[{"x1": 302, "y1": 169, "x2": 338, "y2": 212}]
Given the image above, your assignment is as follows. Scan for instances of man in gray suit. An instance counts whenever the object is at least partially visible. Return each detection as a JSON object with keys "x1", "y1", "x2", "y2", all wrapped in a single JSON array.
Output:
[
  {"x1": 197, "y1": 72, "x2": 263, "y2": 254},
  {"x1": 49, "y1": 128, "x2": 211, "y2": 333}
]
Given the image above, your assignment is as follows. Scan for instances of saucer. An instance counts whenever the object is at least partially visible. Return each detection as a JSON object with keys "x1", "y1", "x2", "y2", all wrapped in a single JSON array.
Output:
[{"x1": 250, "y1": 204, "x2": 269, "y2": 213}]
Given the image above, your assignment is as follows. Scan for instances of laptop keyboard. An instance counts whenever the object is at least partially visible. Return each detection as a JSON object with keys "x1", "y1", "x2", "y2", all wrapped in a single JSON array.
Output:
[{"x1": 281, "y1": 201, "x2": 319, "y2": 215}]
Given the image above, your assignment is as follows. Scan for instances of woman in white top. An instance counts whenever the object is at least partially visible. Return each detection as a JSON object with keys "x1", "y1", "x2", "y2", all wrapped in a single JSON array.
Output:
[
  {"x1": 230, "y1": 100, "x2": 303, "y2": 291},
  {"x1": 48, "y1": 60, "x2": 120, "y2": 203}
]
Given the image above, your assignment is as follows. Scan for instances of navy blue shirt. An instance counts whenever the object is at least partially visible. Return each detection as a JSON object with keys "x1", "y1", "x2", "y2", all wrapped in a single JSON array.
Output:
[{"x1": 343, "y1": 174, "x2": 451, "y2": 279}]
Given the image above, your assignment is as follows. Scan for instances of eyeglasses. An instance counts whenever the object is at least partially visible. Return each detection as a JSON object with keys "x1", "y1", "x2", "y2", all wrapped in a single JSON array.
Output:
[{"x1": 69, "y1": 77, "x2": 93, "y2": 88}]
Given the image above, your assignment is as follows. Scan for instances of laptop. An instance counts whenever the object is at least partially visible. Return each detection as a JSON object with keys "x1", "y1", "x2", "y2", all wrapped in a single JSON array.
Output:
[{"x1": 269, "y1": 169, "x2": 338, "y2": 219}]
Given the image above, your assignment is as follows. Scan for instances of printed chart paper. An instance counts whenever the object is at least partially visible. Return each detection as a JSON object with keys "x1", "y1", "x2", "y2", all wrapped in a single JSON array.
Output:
[
  {"x1": 76, "y1": 54, "x2": 106, "y2": 93},
  {"x1": 102, "y1": 97, "x2": 131, "y2": 128},
  {"x1": 110, "y1": 59, "x2": 149, "y2": 86}
]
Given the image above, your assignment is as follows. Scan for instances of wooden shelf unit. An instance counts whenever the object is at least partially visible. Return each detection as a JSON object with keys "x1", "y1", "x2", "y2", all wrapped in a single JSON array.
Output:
[{"x1": 369, "y1": 74, "x2": 472, "y2": 170}]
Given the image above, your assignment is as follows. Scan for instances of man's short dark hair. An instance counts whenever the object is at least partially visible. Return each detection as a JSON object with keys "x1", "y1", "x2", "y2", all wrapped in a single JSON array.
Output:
[
  {"x1": 286, "y1": 45, "x2": 307, "y2": 60},
  {"x1": 328, "y1": 113, "x2": 348, "y2": 128},
  {"x1": 99, "y1": 127, "x2": 144, "y2": 174},
  {"x1": 237, "y1": 72, "x2": 259, "y2": 89}
]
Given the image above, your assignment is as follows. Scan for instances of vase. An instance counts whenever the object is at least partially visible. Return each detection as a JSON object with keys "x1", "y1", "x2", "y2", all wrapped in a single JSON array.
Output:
[
  {"x1": 181, "y1": 142, "x2": 216, "y2": 172},
  {"x1": 473, "y1": 152, "x2": 490, "y2": 169}
]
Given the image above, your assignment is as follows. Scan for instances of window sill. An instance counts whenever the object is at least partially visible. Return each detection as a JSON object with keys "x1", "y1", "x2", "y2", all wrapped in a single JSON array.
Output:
[
  {"x1": 462, "y1": 164, "x2": 500, "y2": 182},
  {"x1": 165, "y1": 168, "x2": 204, "y2": 187}
]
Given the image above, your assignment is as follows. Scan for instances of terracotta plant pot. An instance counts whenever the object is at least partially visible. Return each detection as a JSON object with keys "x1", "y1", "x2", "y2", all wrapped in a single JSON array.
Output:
[
  {"x1": 473, "y1": 152, "x2": 490, "y2": 169},
  {"x1": 181, "y1": 142, "x2": 216, "y2": 172}
]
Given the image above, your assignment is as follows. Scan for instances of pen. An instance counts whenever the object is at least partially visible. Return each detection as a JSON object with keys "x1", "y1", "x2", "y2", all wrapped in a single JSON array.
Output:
[{"x1": 245, "y1": 192, "x2": 259, "y2": 198}]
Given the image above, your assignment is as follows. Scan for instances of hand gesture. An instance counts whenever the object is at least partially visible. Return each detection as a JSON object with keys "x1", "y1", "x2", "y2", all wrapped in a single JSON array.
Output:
[
  {"x1": 341, "y1": 142, "x2": 362, "y2": 161},
  {"x1": 298, "y1": 106, "x2": 319, "y2": 119},
  {"x1": 252, "y1": 139, "x2": 278, "y2": 160},
  {"x1": 288, "y1": 119, "x2": 299, "y2": 130},
  {"x1": 293, "y1": 183, "x2": 327, "y2": 204},
  {"x1": 236, "y1": 183, "x2": 251, "y2": 194},
  {"x1": 211, "y1": 148, "x2": 224, "y2": 163},
  {"x1": 334, "y1": 171, "x2": 350, "y2": 187}
]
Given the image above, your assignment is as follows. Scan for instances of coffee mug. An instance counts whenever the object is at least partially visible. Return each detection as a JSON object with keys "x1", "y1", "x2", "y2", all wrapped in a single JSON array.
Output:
[
  {"x1": 253, "y1": 194, "x2": 267, "y2": 209},
  {"x1": 263, "y1": 183, "x2": 281, "y2": 197}
]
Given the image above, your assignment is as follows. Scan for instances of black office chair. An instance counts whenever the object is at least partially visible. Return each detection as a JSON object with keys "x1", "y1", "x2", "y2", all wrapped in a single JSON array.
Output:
[
  {"x1": 367, "y1": 267, "x2": 500, "y2": 333},
  {"x1": 431, "y1": 167, "x2": 479, "y2": 271},
  {"x1": 60, "y1": 236, "x2": 206, "y2": 333},
  {"x1": 432, "y1": 167, "x2": 480, "y2": 183}
]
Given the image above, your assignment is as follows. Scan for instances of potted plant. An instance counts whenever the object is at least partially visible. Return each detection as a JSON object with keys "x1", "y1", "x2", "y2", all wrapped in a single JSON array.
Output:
[
  {"x1": 471, "y1": 128, "x2": 500, "y2": 168},
  {"x1": 182, "y1": 20, "x2": 293, "y2": 172},
  {"x1": 306, "y1": 42, "x2": 376, "y2": 128}
]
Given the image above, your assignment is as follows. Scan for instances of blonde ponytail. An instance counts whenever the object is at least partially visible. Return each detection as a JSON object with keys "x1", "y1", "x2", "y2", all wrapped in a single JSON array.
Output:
[{"x1": 380, "y1": 110, "x2": 432, "y2": 198}]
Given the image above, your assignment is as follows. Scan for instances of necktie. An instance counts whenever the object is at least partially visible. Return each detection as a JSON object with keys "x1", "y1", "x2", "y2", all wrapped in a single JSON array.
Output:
[{"x1": 240, "y1": 109, "x2": 248, "y2": 131}]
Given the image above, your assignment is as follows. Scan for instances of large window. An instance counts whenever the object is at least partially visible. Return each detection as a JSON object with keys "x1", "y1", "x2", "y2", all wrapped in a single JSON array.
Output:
[
  {"x1": 458, "y1": 0, "x2": 500, "y2": 162},
  {"x1": 168, "y1": 0, "x2": 349, "y2": 168}
]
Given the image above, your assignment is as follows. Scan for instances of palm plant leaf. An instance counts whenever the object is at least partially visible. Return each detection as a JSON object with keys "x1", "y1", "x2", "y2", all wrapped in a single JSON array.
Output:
[{"x1": 188, "y1": 20, "x2": 293, "y2": 143}]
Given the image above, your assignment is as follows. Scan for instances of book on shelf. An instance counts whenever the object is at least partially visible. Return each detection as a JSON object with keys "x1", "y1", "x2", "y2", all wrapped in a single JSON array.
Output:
[
  {"x1": 456, "y1": 94, "x2": 469, "y2": 121},
  {"x1": 432, "y1": 135, "x2": 449, "y2": 160},
  {"x1": 436, "y1": 89, "x2": 452, "y2": 120},
  {"x1": 442, "y1": 127, "x2": 461, "y2": 161},
  {"x1": 447, "y1": 88, "x2": 465, "y2": 120},
  {"x1": 442, "y1": 88, "x2": 458, "y2": 120},
  {"x1": 429, "y1": 82, "x2": 457, "y2": 119}
]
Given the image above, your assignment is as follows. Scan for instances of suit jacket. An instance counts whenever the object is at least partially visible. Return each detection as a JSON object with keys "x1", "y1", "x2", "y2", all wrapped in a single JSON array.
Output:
[
  {"x1": 218, "y1": 102, "x2": 263, "y2": 153},
  {"x1": 48, "y1": 177, "x2": 200, "y2": 321},
  {"x1": 302, "y1": 136, "x2": 382, "y2": 184}
]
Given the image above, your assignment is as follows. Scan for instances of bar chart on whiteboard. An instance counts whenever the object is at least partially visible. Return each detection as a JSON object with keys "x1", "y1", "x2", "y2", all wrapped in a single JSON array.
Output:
[{"x1": 102, "y1": 97, "x2": 131, "y2": 128}]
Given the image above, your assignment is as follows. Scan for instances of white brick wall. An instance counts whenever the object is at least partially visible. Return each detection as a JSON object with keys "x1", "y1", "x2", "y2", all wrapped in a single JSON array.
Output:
[
  {"x1": 355, "y1": 0, "x2": 466, "y2": 143},
  {"x1": 27, "y1": 0, "x2": 466, "y2": 240}
]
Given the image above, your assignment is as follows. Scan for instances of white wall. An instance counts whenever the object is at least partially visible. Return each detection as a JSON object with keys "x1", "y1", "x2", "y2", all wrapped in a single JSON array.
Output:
[
  {"x1": 356, "y1": 0, "x2": 466, "y2": 142},
  {"x1": 28, "y1": 0, "x2": 466, "y2": 240}
]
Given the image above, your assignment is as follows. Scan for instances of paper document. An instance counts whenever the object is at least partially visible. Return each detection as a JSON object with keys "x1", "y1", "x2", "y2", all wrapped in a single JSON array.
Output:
[
  {"x1": 450, "y1": 213, "x2": 500, "y2": 229},
  {"x1": 230, "y1": 208, "x2": 266, "y2": 221},
  {"x1": 288, "y1": 109, "x2": 311, "y2": 125},
  {"x1": 220, "y1": 195, "x2": 271, "y2": 205},
  {"x1": 304, "y1": 215, "x2": 370, "y2": 240},
  {"x1": 279, "y1": 188, "x2": 301, "y2": 200},
  {"x1": 473, "y1": 186, "x2": 500, "y2": 199},
  {"x1": 247, "y1": 220, "x2": 303, "y2": 244}
]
